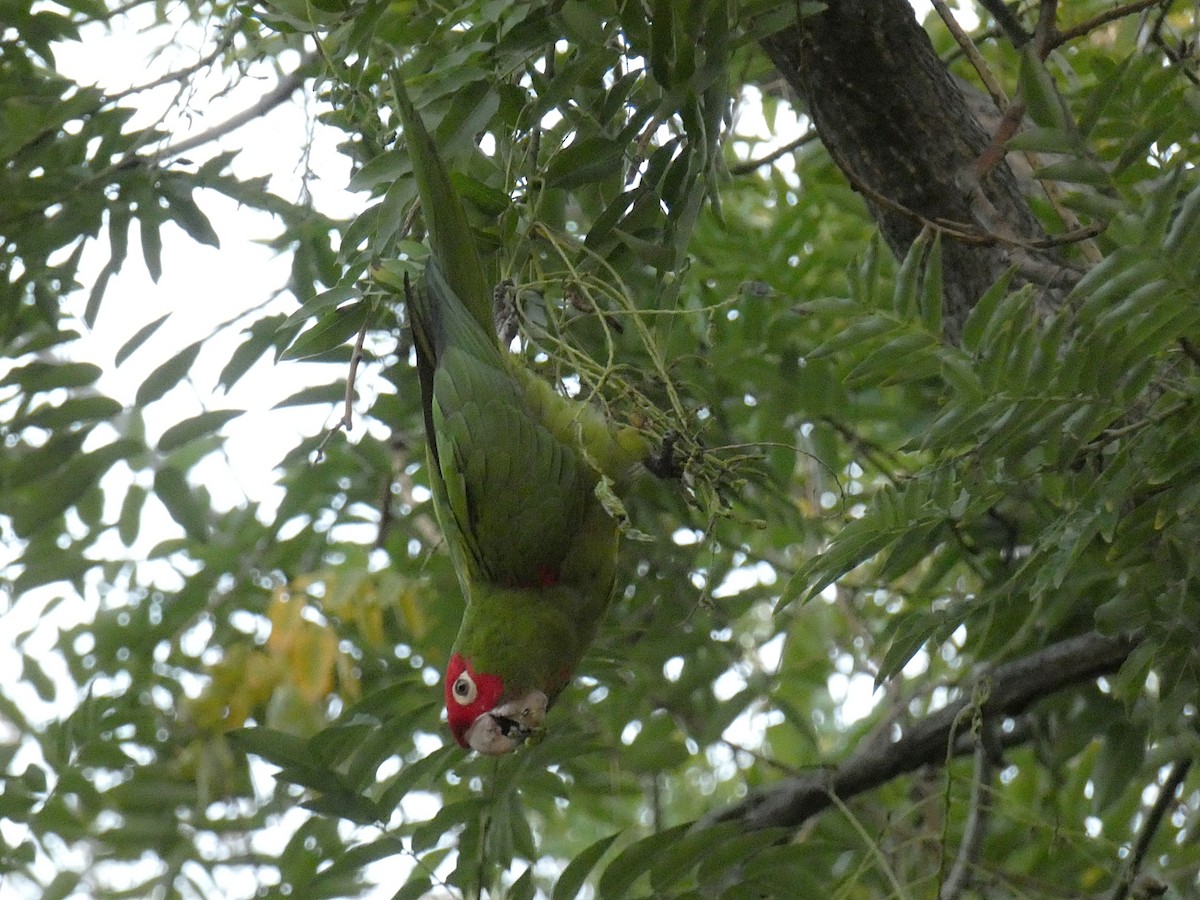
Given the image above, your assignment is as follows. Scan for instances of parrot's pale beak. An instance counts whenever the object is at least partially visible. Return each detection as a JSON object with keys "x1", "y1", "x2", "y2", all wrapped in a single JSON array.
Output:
[{"x1": 464, "y1": 690, "x2": 549, "y2": 755}]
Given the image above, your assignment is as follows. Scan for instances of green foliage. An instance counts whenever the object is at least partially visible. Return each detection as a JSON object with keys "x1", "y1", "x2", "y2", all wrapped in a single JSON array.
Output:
[{"x1": 3, "y1": 2, "x2": 1200, "y2": 899}]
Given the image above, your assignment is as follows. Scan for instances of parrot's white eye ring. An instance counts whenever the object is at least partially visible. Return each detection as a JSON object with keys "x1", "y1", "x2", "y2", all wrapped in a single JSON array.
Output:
[{"x1": 452, "y1": 672, "x2": 477, "y2": 705}]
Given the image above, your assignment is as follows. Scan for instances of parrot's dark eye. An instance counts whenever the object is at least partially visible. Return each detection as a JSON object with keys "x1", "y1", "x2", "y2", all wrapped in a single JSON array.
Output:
[{"x1": 452, "y1": 673, "x2": 477, "y2": 705}]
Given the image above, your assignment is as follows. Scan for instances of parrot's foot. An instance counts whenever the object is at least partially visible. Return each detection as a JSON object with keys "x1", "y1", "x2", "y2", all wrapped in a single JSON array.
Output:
[
  {"x1": 464, "y1": 689, "x2": 548, "y2": 755},
  {"x1": 493, "y1": 279, "x2": 519, "y2": 347},
  {"x1": 644, "y1": 430, "x2": 686, "y2": 480}
]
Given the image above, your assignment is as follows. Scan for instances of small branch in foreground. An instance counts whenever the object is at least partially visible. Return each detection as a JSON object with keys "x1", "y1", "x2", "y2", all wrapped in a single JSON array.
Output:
[
  {"x1": 933, "y1": 1, "x2": 1009, "y2": 109},
  {"x1": 1107, "y1": 757, "x2": 1193, "y2": 900},
  {"x1": 314, "y1": 314, "x2": 370, "y2": 461},
  {"x1": 700, "y1": 631, "x2": 1139, "y2": 832},
  {"x1": 939, "y1": 724, "x2": 997, "y2": 900}
]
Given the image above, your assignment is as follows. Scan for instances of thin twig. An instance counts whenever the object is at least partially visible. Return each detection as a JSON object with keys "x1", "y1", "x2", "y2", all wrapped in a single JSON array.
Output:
[
  {"x1": 104, "y1": 21, "x2": 241, "y2": 104},
  {"x1": 343, "y1": 315, "x2": 369, "y2": 431},
  {"x1": 729, "y1": 130, "x2": 819, "y2": 176},
  {"x1": 1050, "y1": 0, "x2": 1166, "y2": 51},
  {"x1": 1107, "y1": 757, "x2": 1193, "y2": 900},
  {"x1": 313, "y1": 312, "x2": 369, "y2": 461},
  {"x1": 1150, "y1": 1, "x2": 1200, "y2": 86},
  {"x1": 976, "y1": 0, "x2": 1033, "y2": 46},
  {"x1": 934, "y1": 2, "x2": 1102, "y2": 263},
  {"x1": 101, "y1": 0, "x2": 155, "y2": 19},
  {"x1": 932, "y1": 1, "x2": 1009, "y2": 108},
  {"x1": 940, "y1": 725, "x2": 996, "y2": 899},
  {"x1": 843, "y1": 161, "x2": 1100, "y2": 266},
  {"x1": 156, "y1": 51, "x2": 320, "y2": 163},
  {"x1": 1035, "y1": 0, "x2": 1059, "y2": 58}
]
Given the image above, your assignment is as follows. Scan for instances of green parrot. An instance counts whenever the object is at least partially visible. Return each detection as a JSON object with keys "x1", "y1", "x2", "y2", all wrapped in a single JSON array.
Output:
[{"x1": 386, "y1": 78, "x2": 648, "y2": 754}]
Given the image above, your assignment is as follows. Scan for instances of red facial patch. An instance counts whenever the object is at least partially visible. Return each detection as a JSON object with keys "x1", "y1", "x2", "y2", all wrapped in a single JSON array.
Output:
[{"x1": 444, "y1": 652, "x2": 505, "y2": 748}]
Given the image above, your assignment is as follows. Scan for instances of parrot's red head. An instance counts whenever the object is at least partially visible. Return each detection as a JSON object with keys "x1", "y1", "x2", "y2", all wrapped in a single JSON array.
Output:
[{"x1": 445, "y1": 652, "x2": 548, "y2": 755}]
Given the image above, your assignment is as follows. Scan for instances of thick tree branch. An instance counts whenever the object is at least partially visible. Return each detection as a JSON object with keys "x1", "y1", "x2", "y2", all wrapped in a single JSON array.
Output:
[
  {"x1": 760, "y1": 0, "x2": 1067, "y2": 340},
  {"x1": 701, "y1": 631, "x2": 1138, "y2": 832}
]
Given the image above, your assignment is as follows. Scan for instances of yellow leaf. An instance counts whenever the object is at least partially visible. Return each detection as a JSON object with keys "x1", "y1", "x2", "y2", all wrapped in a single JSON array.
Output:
[{"x1": 289, "y1": 622, "x2": 338, "y2": 704}]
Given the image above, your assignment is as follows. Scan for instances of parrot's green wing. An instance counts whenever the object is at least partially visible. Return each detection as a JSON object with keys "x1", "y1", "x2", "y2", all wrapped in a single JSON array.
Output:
[
  {"x1": 413, "y1": 261, "x2": 597, "y2": 588},
  {"x1": 394, "y1": 76, "x2": 642, "y2": 591}
]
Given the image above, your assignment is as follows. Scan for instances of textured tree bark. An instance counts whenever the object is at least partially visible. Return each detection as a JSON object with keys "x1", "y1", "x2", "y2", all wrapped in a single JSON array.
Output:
[{"x1": 761, "y1": 0, "x2": 1067, "y2": 339}]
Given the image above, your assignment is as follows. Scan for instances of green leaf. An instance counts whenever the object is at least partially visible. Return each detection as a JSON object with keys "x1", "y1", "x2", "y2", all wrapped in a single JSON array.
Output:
[
  {"x1": 1091, "y1": 721, "x2": 1147, "y2": 812},
  {"x1": 553, "y1": 832, "x2": 620, "y2": 900},
  {"x1": 919, "y1": 234, "x2": 943, "y2": 334},
  {"x1": 13, "y1": 553, "x2": 92, "y2": 596},
  {"x1": 218, "y1": 314, "x2": 287, "y2": 391},
  {"x1": 694, "y1": 828, "x2": 793, "y2": 884},
  {"x1": 2, "y1": 361, "x2": 102, "y2": 393},
  {"x1": 37, "y1": 872, "x2": 80, "y2": 900},
  {"x1": 85, "y1": 204, "x2": 131, "y2": 327},
  {"x1": 157, "y1": 410, "x2": 243, "y2": 453},
  {"x1": 1019, "y1": 46, "x2": 1072, "y2": 132},
  {"x1": 1034, "y1": 158, "x2": 1112, "y2": 186},
  {"x1": 12, "y1": 396, "x2": 122, "y2": 431},
  {"x1": 135, "y1": 339, "x2": 204, "y2": 407},
  {"x1": 117, "y1": 484, "x2": 146, "y2": 546},
  {"x1": 508, "y1": 867, "x2": 535, "y2": 900},
  {"x1": 115, "y1": 313, "x2": 171, "y2": 366},
  {"x1": 807, "y1": 315, "x2": 894, "y2": 359},
  {"x1": 648, "y1": 822, "x2": 745, "y2": 892},
  {"x1": 280, "y1": 301, "x2": 369, "y2": 361},
  {"x1": 10, "y1": 439, "x2": 140, "y2": 536},
  {"x1": 139, "y1": 213, "x2": 163, "y2": 282},
  {"x1": 450, "y1": 171, "x2": 511, "y2": 216},
  {"x1": 876, "y1": 609, "x2": 939, "y2": 685},
  {"x1": 272, "y1": 383, "x2": 347, "y2": 408},
  {"x1": 598, "y1": 825, "x2": 691, "y2": 900},
  {"x1": 163, "y1": 186, "x2": 220, "y2": 247},
  {"x1": 892, "y1": 227, "x2": 929, "y2": 319},
  {"x1": 1005, "y1": 127, "x2": 1083, "y2": 154},
  {"x1": 227, "y1": 727, "x2": 322, "y2": 771},
  {"x1": 544, "y1": 136, "x2": 625, "y2": 189},
  {"x1": 348, "y1": 148, "x2": 411, "y2": 192},
  {"x1": 1163, "y1": 174, "x2": 1200, "y2": 255},
  {"x1": 845, "y1": 332, "x2": 937, "y2": 387},
  {"x1": 153, "y1": 465, "x2": 209, "y2": 540},
  {"x1": 281, "y1": 283, "x2": 361, "y2": 331}
]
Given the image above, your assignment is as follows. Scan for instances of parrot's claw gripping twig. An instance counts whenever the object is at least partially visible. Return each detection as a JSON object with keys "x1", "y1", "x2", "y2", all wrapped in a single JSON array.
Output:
[
  {"x1": 493, "y1": 279, "x2": 520, "y2": 347},
  {"x1": 644, "y1": 430, "x2": 686, "y2": 480}
]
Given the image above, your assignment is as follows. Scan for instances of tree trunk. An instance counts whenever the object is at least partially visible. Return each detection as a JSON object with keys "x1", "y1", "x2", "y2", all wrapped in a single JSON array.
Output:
[{"x1": 761, "y1": 0, "x2": 1067, "y2": 339}]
